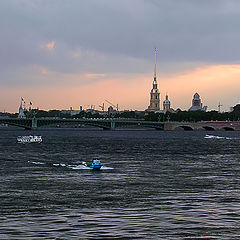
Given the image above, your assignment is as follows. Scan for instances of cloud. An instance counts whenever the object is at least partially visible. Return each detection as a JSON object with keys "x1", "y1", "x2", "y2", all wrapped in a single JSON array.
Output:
[
  {"x1": 1, "y1": 0, "x2": 240, "y2": 111},
  {"x1": 84, "y1": 73, "x2": 106, "y2": 78},
  {"x1": 1, "y1": 0, "x2": 240, "y2": 75},
  {"x1": 70, "y1": 50, "x2": 82, "y2": 58},
  {"x1": 45, "y1": 41, "x2": 55, "y2": 50},
  {"x1": 40, "y1": 67, "x2": 48, "y2": 75}
]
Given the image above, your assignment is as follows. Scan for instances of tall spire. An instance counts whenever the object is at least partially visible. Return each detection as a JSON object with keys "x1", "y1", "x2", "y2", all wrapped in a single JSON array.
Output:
[
  {"x1": 147, "y1": 48, "x2": 160, "y2": 112},
  {"x1": 153, "y1": 48, "x2": 158, "y2": 89},
  {"x1": 154, "y1": 47, "x2": 157, "y2": 80}
]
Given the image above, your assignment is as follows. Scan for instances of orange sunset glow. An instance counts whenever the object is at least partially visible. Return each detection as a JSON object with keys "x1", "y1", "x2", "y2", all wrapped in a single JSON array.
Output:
[{"x1": 1, "y1": 64, "x2": 240, "y2": 112}]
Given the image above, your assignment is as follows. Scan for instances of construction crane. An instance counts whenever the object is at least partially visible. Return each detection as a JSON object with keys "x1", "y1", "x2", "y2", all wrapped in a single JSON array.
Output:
[
  {"x1": 99, "y1": 103, "x2": 104, "y2": 112},
  {"x1": 105, "y1": 100, "x2": 119, "y2": 111},
  {"x1": 218, "y1": 102, "x2": 223, "y2": 113}
]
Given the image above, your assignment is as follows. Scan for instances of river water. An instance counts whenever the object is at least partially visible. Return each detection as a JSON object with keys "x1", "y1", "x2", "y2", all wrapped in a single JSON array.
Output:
[{"x1": 0, "y1": 128, "x2": 240, "y2": 239}]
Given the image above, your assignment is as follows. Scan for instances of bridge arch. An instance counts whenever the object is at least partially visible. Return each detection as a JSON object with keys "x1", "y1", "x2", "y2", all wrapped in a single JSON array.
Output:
[
  {"x1": 202, "y1": 126, "x2": 215, "y2": 131},
  {"x1": 174, "y1": 125, "x2": 194, "y2": 131},
  {"x1": 221, "y1": 126, "x2": 234, "y2": 131}
]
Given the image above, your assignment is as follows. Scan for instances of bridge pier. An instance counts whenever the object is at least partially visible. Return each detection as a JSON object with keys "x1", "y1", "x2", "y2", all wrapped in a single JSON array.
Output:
[
  {"x1": 31, "y1": 117, "x2": 38, "y2": 130},
  {"x1": 110, "y1": 119, "x2": 116, "y2": 130},
  {"x1": 164, "y1": 122, "x2": 173, "y2": 131}
]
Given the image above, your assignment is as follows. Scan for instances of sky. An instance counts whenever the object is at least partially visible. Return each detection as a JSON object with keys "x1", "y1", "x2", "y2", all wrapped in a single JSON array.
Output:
[{"x1": 1, "y1": 0, "x2": 240, "y2": 112}]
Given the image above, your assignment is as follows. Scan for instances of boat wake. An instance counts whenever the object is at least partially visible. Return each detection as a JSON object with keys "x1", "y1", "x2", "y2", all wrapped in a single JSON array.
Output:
[
  {"x1": 101, "y1": 166, "x2": 114, "y2": 170},
  {"x1": 53, "y1": 163, "x2": 67, "y2": 167},
  {"x1": 28, "y1": 161, "x2": 45, "y2": 165},
  {"x1": 28, "y1": 160, "x2": 113, "y2": 170},
  {"x1": 204, "y1": 134, "x2": 235, "y2": 140},
  {"x1": 67, "y1": 164, "x2": 89, "y2": 170},
  {"x1": 66, "y1": 164, "x2": 113, "y2": 170}
]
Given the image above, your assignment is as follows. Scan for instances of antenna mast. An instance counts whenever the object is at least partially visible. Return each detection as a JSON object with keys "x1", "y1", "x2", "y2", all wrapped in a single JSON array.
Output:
[
  {"x1": 218, "y1": 102, "x2": 223, "y2": 113},
  {"x1": 154, "y1": 47, "x2": 157, "y2": 79}
]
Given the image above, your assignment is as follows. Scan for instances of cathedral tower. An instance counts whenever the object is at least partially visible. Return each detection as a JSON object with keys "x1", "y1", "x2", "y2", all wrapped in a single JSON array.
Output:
[{"x1": 147, "y1": 48, "x2": 160, "y2": 112}]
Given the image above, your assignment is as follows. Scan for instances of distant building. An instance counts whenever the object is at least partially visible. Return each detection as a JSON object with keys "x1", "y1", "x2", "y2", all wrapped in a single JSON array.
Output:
[
  {"x1": 146, "y1": 48, "x2": 160, "y2": 112},
  {"x1": 61, "y1": 107, "x2": 81, "y2": 116},
  {"x1": 189, "y1": 93, "x2": 207, "y2": 112}
]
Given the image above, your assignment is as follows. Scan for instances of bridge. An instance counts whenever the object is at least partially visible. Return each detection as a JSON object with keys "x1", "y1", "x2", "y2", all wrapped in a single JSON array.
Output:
[
  {"x1": 0, "y1": 118, "x2": 164, "y2": 130},
  {"x1": 0, "y1": 118, "x2": 239, "y2": 131}
]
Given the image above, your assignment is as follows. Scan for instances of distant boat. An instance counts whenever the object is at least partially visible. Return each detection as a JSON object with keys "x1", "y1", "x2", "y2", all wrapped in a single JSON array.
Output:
[
  {"x1": 89, "y1": 159, "x2": 103, "y2": 170},
  {"x1": 17, "y1": 135, "x2": 42, "y2": 144}
]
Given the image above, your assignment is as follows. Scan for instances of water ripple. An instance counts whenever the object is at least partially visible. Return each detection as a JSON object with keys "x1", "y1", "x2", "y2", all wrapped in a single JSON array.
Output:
[{"x1": 0, "y1": 129, "x2": 240, "y2": 239}]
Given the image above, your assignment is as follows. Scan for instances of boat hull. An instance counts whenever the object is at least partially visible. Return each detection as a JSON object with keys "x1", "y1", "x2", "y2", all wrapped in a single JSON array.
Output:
[
  {"x1": 89, "y1": 159, "x2": 103, "y2": 170},
  {"x1": 17, "y1": 135, "x2": 42, "y2": 144},
  {"x1": 89, "y1": 165, "x2": 102, "y2": 170}
]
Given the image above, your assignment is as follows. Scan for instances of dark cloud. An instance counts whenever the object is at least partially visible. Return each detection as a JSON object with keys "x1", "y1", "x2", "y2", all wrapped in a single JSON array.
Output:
[{"x1": 1, "y1": 0, "x2": 240, "y2": 86}]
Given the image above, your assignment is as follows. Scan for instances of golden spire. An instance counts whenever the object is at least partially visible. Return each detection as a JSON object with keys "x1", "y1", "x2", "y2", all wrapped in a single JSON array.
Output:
[{"x1": 154, "y1": 48, "x2": 157, "y2": 79}]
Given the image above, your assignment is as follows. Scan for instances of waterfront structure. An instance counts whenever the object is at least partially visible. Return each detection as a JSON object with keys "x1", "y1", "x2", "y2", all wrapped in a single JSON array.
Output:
[
  {"x1": 189, "y1": 92, "x2": 207, "y2": 112},
  {"x1": 147, "y1": 48, "x2": 160, "y2": 112}
]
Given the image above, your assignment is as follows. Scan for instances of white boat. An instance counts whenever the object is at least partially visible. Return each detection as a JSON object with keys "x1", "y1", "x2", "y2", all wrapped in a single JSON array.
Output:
[{"x1": 17, "y1": 135, "x2": 42, "y2": 144}]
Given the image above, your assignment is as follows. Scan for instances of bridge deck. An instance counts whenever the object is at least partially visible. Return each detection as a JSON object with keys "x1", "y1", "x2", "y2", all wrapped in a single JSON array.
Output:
[{"x1": 0, "y1": 118, "x2": 239, "y2": 130}]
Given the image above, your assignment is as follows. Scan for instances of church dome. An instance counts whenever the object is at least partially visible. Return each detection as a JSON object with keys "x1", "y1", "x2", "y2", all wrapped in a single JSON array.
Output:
[
  {"x1": 193, "y1": 92, "x2": 200, "y2": 100},
  {"x1": 163, "y1": 95, "x2": 170, "y2": 104},
  {"x1": 163, "y1": 99, "x2": 170, "y2": 104}
]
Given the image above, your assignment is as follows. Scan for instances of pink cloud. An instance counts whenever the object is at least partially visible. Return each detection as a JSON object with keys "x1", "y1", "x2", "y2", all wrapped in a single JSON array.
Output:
[
  {"x1": 40, "y1": 67, "x2": 48, "y2": 75},
  {"x1": 71, "y1": 51, "x2": 81, "y2": 58},
  {"x1": 84, "y1": 73, "x2": 106, "y2": 78},
  {"x1": 45, "y1": 41, "x2": 55, "y2": 50}
]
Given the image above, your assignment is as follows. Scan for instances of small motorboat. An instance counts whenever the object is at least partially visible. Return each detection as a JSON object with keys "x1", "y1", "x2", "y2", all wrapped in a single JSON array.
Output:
[{"x1": 89, "y1": 159, "x2": 102, "y2": 170}]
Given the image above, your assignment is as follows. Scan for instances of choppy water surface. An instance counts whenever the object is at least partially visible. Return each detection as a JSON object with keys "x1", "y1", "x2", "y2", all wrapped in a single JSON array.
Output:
[{"x1": 0, "y1": 128, "x2": 240, "y2": 239}]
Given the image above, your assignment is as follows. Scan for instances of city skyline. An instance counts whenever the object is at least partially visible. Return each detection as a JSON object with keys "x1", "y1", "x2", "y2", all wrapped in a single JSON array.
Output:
[{"x1": 1, "y1": 0, "x2": 240, "y2": 112}]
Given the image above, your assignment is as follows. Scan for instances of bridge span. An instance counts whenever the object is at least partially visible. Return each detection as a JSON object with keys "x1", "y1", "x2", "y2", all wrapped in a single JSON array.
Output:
[
  {"x1": 164, "y1": 121, "x2": 240, "y2": 131},
  {"x1": 0, "y1": 118, "x2": 239, "y2": 131},
  {"x1": 0, "y1": 118, "x2": 164, "y2": 130}
]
